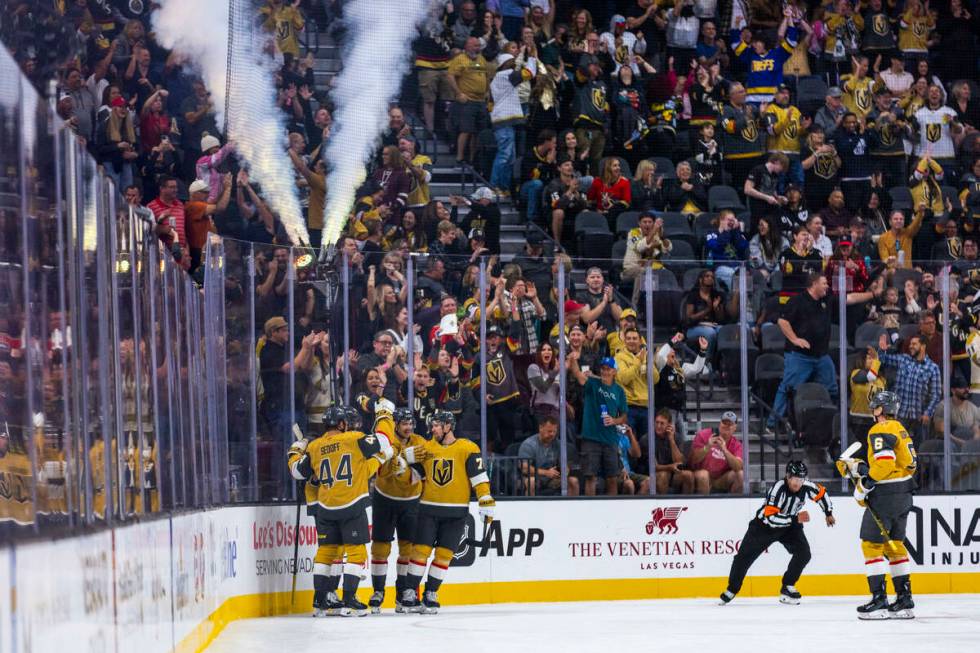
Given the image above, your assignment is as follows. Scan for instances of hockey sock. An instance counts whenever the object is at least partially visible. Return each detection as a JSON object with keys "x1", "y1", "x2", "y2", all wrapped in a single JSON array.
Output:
[
  {"x1": 885, "y1": 539, "x2": 911, "y2": 582},
  {"x1": 424, "y1": 547, "x2": 454, "y2": 594},
  {"x1": 861, "y1": 541, "x2": 887, "y2": 593},
  {"x1": 313, "y1": 544, "x2": 333, "y2": 604},
  {"x1": 370, "y1": 541, "x2": 392, "y2": 592},
  {"x1": 395, "y1": 540, "x2": 412, "y2": 595}
]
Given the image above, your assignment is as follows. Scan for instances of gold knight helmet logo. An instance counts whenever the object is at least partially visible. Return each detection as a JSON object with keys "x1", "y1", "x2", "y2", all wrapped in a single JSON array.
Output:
[
  {"x1": 926, "y1": 123, "x2": 941, "y2": 143},
  {"x1": 432, "y1": 459, "x2": 454, "y2": 487},
  {"x1": 486, "y1": 358, "x2": 506, "y2": 385},
  {"x1": 873, "y1": 14, "x2": 888, "y2": 36},
  {"x1": 741, "y1": 120, "x2": 758, "y2": 142}
]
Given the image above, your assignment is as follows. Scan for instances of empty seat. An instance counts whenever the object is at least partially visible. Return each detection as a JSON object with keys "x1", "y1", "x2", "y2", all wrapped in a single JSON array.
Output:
[
  {"x1": 648, "y1": 156, "x2": 676, "y2": 179},
  {"x1": 575, "y1": 211, "x2": 610, "y2": 234},
  {"x1": 665, "y1": 239, "x2": 697, "y2": 267},
  {"x1": 796, "y1": 75, "x2": 828, "y2": 115},
  {"x1": 761, "y1": 323, "x2": 786, "y2": 351},
  {"x1": 709, "y1": 185, "x2": 745, "y2": 211},
  {"x1": 854, "y1": 322, "x2": 887, "y2": 350},
  {"x1": 793, "y1": 382, "x2": 837, "y2": 448},
  {"x1": 889, "y1": 187, "x2": 913, "y2": 210},
  {"x1": 616, "y1": 211, "x2": 641, "y2": 237},
  {"x1": 754, "y1": 352, "x2": 785, "y2": 408}
]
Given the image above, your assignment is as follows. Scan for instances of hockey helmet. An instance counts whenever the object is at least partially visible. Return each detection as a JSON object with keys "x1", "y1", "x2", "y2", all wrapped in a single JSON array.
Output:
[
  {"x1": 428, "y1": 410, "x2": 456, "y2": 431},
  {"x1": 342, "y1": 405, "x2": 362, "y2": 430},
  {"x1": 869, "y1": 390, "x2": 900, "y2": 418},
  {"x1": 323, "y1": 405, "x2": 346, "y2": 430},
  {"x1": 785, "y1": 460, "x2": 808, "y2": 479},
  {"x1": 393, "y1": 407, "x2": 415, "y2": 427}
]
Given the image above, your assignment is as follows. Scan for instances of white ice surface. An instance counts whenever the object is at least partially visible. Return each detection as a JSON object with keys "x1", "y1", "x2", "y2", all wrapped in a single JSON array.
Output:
[{"x1": 207, "y1": 595, "x2": 980, "y2": 653}]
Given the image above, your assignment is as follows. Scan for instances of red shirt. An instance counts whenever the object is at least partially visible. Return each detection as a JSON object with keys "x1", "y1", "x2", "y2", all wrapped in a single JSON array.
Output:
[
  {"x1": 587, "y1": 176, "x2": 632, "y2": 213},
  {"x1": 147, "y1": 197, "x2": 185, "y2": 247},
  {"x1": 139, "y1": 112, "x2": 170, "y2": 154}
]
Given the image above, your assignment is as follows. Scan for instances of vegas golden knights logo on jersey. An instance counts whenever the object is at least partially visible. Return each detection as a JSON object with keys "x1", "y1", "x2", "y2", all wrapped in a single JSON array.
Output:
[
  {"x1": 615, "y1": 44, "x2": 629, "y2": 65},
  {"x1": 926, "y1": 123, "x2": 941, "y2": 143},
  {"x1": 592, "y1": 87, "x2": 606, "y2": 111},
  {"x1": 879, "y1": 123, "x2": 895, "y2": 146},
  {"x1": 741, "y1": 120, "x2": 757, "y2": 142},
  {"x1": 873, "y1": 14, "x2": 888, "y2": 35},
  {"x1": 486, "y1": 358, "x2": 506, "y2": 385},
  {"x1": 913, "y1": 21, "x2": 926, "y2": 38},
  {"x1": 815, "y1": 151, "x2": 836, "y2": 179},
  {"x1": 432, "y1": 459, "x2": 454, "y2": 487},
  {"x1": 785, "y1": 120, "x2": 799, "y2": 140},
  {"x1": 855, "y1": 87, "x2": 872, "y2": 113}
]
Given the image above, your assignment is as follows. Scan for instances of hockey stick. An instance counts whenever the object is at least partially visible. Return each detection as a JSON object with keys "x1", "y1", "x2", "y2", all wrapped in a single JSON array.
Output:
[
  {"x1": 463, "y1": 518, "x2": 491, "y2": 548},
  {"x1": 837, "y1": 442, "x2": 892, "y2": 542}
]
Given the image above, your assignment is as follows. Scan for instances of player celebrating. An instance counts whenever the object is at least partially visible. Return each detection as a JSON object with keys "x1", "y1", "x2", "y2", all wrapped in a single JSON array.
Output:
[
  {"x1": 837, "y1": 390, "x2": 917, "y2": 620},
  {"x1": 287, "y1": 410, "x2": 331, "y2": 616},
  {"x1": 291, "y1": 401, "x2": 394, "y2": 616},
  {"x1": 369, "y1": 407, "x2": 431, "y2": 614},
  {"x1": 401, "y1": 410, "x2": 495, "y2": 614},
  {"x1": 720, "y1": 461, "x2": 834, "y2": 605}
]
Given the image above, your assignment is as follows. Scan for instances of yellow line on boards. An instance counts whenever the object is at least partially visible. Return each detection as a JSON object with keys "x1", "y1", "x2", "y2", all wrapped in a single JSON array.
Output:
[{"x1": 182, "y1": 573, "x2": 980, "y2": 652}]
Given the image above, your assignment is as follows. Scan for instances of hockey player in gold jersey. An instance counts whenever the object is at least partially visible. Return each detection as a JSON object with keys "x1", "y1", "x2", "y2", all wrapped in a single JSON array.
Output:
[
  {"x1": 290, "y1": 403, "x2": 394, "y2": 616},
  {"x1": 402, "y1": 410, "x2": 494, "y2": 614},
  {"x1": 369, "y1": 407, "x2": 431, "y2": 613},
  {"x1": 837, "y1": 390, "x2": 917, "y2": 620}
]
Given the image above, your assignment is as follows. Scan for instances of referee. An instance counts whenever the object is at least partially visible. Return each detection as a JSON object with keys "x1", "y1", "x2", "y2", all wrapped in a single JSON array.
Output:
[{"x1": 720, "y1": 461, "x2": 835, "y2": 605}]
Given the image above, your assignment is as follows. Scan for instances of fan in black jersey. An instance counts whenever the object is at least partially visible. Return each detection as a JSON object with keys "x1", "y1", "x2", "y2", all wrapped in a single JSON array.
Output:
[{"x1": 720, "y1": 461, "x2": 835, "y2": 606}]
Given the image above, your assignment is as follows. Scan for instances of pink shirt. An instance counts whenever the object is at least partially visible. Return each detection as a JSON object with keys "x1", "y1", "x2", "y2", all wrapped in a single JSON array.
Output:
[{"x1": 691, "y1": 428, "x2": 743, "y2": 477}]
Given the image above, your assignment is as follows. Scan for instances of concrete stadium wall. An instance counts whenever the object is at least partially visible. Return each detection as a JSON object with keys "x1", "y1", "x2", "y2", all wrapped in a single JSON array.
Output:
[{"x1": 2, "y1": 495, "x2": 979, "y2": 652}]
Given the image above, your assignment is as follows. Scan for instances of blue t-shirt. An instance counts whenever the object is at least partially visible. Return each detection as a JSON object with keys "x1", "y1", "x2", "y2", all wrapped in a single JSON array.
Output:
[{"x1": 581, "y1": 377, "x2": 628, "y2": 447}]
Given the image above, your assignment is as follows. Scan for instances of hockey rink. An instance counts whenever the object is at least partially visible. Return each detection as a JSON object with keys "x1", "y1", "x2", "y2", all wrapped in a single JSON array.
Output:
[{"x1": 207, "y1": 595, "x2": 980, "y2": 652}]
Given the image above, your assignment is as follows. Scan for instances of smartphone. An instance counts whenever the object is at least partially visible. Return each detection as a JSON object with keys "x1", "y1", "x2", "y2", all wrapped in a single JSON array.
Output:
[{"x1": 676, "y1": 464, "x2": 688, "y2": 471}]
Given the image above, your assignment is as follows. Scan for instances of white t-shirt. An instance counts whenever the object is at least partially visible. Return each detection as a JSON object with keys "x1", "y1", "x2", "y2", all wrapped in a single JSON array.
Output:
[
  {"x1": 880, "y1": 69, "x2": 913, "y2": 95},
  {"x1": 914, "y1": 105, "x2": 958, "y2": 159}
]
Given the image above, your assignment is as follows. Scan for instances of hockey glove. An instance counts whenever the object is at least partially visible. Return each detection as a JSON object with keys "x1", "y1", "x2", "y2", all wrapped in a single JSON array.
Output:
[
  {"x1": 403, "y1": 444, "x2": 432, "y2": 464},
  {"x1": 853, "y1": 476, "x2": 875, "y2": 506},
  {"x1": 288, "y1": 438, "x2": 309, "y2": 456},
  {"x1": 394, "y1": 454, "x2": 409, "y2": 476},
  {"x1": 478, "y1": 495, "x2": 496, "y2": 524}
]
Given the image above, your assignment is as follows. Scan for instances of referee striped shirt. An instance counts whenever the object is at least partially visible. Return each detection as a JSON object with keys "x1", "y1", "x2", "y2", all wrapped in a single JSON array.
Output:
[{"x1": 756, "y1": 479, "x2": 833, "y2": 528}]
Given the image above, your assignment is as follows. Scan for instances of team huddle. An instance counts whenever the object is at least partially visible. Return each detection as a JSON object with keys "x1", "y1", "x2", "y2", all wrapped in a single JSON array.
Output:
[
  {"x1": 721, "y1": 390, "x2": 917, "y2": 620},
  {"x1": 286, "y1": 402, "x2": 494, "y2": 616}
]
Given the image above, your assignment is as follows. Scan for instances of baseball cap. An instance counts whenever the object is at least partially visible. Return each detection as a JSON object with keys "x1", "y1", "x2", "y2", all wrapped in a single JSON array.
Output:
[
  {"x1": 777, "y1": 83, "x2": 791, "y2": 93},
  {"x1": 612, "y1": 14, "x2": 626, "y2": 26},
  {"x1": 471, "y1": 186, "x2": 496, "y2": 202},
  {"x1": 526, "y1": 230, "x2": 545, "y2": 245},
  {"x1": 599, "y1": 356, "x2": 617, "y2": 370},
  {"x1": 828, "y1": 86, "x2": 843, "y2": 98},
  {"x1": 263, "y1": 316, "x2": 287, "y2": 336},
  {"x1": 496, "y1": 53, "x2": 515, "y2": 66},
  {"x1": 110, "y1": 96, "x2": 126, "y2": 108},
  {"x1": 468, "y1": 228, "x2": 485, "y2": 241},
  {"x1": 838, "y1": 239, "x2": 853, "y2": 247},
  {"x1": 721, "y1": 410, "x2": 738, "y2": 424},
  {"x1": 189, "y1": 179, "x2": 210, "y2": 195},
  {"x1": 620, "y1": 308, "x2": 637, "y2": 320},
  {"x1": 564, "y1": 299, "x2": 587, "y2": 313},
  {"x1": 952, "y1": 373, "x2": 969, "y2": 389},
  {"x1": 486, "y1": 324, "x2": 503, "y2": 338}
]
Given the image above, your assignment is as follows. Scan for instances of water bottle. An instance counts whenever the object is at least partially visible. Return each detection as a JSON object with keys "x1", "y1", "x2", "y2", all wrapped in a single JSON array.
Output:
[{"x1": 600, "y1": 404, "x2": 609, "y2": 426}]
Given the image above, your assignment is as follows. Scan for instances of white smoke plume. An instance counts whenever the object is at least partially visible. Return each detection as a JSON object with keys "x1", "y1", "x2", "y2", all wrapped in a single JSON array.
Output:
[
  {"x1": 153, "y1": 0, "x2": 308, "y2": 245},
  {"x1": 321, "y1": 0, "x2": 436, "y2": 246}
]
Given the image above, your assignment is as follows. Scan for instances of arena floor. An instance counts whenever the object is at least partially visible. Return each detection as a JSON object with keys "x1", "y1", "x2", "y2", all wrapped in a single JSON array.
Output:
[{"x1": 207, "y1": 594, "x2": 980, "y2": 652}]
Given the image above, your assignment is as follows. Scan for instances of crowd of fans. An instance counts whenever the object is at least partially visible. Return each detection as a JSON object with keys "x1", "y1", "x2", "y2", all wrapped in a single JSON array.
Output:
[{"x1": 4, "y1": 0, "x2": 980, "y2": 497}]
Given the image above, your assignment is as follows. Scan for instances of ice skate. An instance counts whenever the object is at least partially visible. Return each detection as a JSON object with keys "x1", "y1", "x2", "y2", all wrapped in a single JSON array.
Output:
[
  {"x1": 399, "y1": 588, "x2": 420, "y2": 614},
  {"x1": 341, "y1": 595, "x2": 368, "y2": 617},
  {"x1": 888, "y1": 593, "x2": 914, "y2": 619},
  {"x1": 324, "y1": 591, "x2": 343, "y2": 616},
  {"x1": 421, "y1": 590, "x2": 440, "y2": 614},
  {"x1": 369, "y1": 590, "x2": 385, "y2": 615},
  {"x1": 857, "y1": 592, "x2": 890, "y2": 620},
  {"x1": 779, "y1": 585, "x2": 802, "y2": 605},
  {"x1": 718, "y1": 590, "x2": 735, "y2": 605}
]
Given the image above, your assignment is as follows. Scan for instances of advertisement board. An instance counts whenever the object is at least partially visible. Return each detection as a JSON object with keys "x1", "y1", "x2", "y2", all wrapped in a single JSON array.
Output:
[
  {"x1": 114, "y1": 518, "x2": 173, "y2": 653},
  {"x1": 13, "y1": 531, "x2": 114, "y2": 653},
  {"x1": 0, "y1": 547, "x2": 11, "y2": 653}
]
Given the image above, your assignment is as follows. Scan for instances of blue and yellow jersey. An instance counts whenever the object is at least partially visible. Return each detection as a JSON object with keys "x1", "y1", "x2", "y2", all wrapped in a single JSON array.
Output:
[{"x1": 732, "y1": 28, "x2": 797, "y2": 101}]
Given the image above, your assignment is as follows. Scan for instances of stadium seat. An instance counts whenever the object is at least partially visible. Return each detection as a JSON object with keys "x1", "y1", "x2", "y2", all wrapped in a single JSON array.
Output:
[
  {"x1": 693, "y1": 212, "x2": 716, "y2": 241},
  {"x1": 667, "y1": 233, "x2": 699, "y2": 251},
  {"x1": 661, "y1": 212, "x2": 693, "y2": 235},
  {"x1": 796, "y1": 75, "x2": 828, "y2": 115},
  {"x1": 792, "y1": 383, "x2": 837, "y2": 448},
  {"x1": 898, "y1": 323, "x2": 920, "y2": 344},
  {"x1": 648, "y1": 156, "x2": 676, "y2": 180},
  {"x1": 761, "y1": 323, "x2": 786, "y2": 351},
  {"x1": 754, "y1": 353, "x2": 784, "y2": 409},
  {"x1": 664, "y1": 239, "x2": 697, "y2": 268},
  {"x1": 708, "y1": 185, "x2": 745, "y2": 211},
  {"x1": 854, "y1": 322, "x2": 887, "y2": 351},
  {"x1": 577, "y1": 230, "x2": 614, "y2": 267},
  {"x1": 574, "y1": 211, "x2": 610, "y2": 234},
  {"x1": 889, "y1": 187, "x2": 913, "y2": 211},
  {"x1": 942, "y1": 185, "x2": 962, "y2": 211},
  {"x1": 616, "y1": 211, "x2": 641, "y2": 237},
  {"x1": 682, "y1": 267, "x2": 707, "y2": 291},
  {"x1": 647, "y1": 268, "x2": 680, "y2": 290},
  {"x1": 916, "y1": 439, "x2": 947, "y2": 492},
  {"x1": 717, "y1": 323, "x2": 759, "y2": 384}
]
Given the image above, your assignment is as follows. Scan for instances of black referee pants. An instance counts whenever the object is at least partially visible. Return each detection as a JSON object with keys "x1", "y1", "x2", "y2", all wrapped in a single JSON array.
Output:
[{"x1": 727, "y1": 519, "x2": 812, "y2": 594}]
